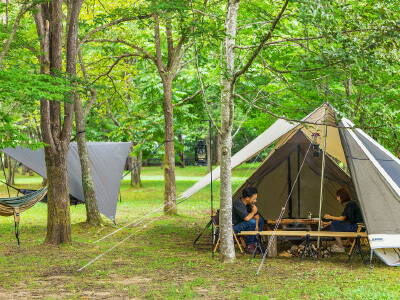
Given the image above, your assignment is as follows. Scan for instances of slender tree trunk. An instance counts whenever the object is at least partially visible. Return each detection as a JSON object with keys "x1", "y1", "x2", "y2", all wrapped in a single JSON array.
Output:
[
  {"x1": 162, "y1": 77, "x2": 177, "y2": 214},
  {"x1": 206, "y1": 131, "x2": 211, "y2": 173},
  {"x1": 21, "y1": 165, "x2": 29, "y2": 175},
  {"x1": 178, "y1": 133, "x2": 185, "y2": 168},
  {"x1": 75, "y1": 95, "x2": 102, "y2": 225},
  {"x1": 131, "y1": 149, "x2": 143, "y2": 188},
  {"x1": 7, "y1": 156, "x2": 16, "y2": 185},
  {"x1": 4, "y1": 154, "x2": 8, "y2": 169},
  {"x1": 67, "y1": 0, "x2": 99, "y2": 225},
  {"x1": 213, "y1": 134, "x2": 220, "y2": 166},
  {"x1": 219, "y1": 0, "x2": 240, "y2": 263}
]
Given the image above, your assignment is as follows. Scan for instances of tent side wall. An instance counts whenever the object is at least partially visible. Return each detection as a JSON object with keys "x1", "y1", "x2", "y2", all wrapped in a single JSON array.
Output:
[{"x1": 340, "y1": 123, "x2": 400, "y2": 266}]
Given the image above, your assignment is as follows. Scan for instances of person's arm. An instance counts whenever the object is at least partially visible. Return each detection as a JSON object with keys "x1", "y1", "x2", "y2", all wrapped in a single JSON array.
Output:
[
  {"x1": 243, "y1": 205, "x2": 258, "y2": 221},
  {"x1": 324, "y1": 213, "x2": 346, "y2": 222}
]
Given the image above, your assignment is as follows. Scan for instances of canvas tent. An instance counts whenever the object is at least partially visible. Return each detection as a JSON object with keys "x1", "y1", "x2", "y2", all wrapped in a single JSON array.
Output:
[
  {"x1": 1, "y1": 142, "x2": 132, "y2": 222},
  {"x1": 179, "y1": 102, "x2": 400, "y2": 266}
]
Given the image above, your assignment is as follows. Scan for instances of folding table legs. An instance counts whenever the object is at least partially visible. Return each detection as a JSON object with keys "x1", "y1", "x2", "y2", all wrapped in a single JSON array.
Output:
[{"x1": 300, "y1": 234, "x2": 316, "y2": 262}]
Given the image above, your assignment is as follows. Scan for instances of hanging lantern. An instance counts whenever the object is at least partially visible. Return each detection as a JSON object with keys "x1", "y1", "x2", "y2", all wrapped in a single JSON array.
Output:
[
  {"x1": 195, "y1": 140, "x2": 207, "y2": 166},
  {"x1": 313, "y1": 144, "x2": 320, "y2": 157}
]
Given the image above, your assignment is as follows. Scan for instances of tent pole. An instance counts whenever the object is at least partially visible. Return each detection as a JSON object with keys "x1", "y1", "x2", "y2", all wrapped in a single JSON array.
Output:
[
  {"x1": 297, "y1": 144, "x2": 301, "y2": 218},
  {"x1": 287, "y1": 157, "x2": 292, "y2": 218},
  {"x1": 202, "y1": 120, "x2": 213, "y2": 259},
  {"x1": 317, "y1": 125, "x2": 328, "y2": 248}
]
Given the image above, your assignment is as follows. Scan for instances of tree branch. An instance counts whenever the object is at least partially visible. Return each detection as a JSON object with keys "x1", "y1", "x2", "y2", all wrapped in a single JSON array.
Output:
[
  {"x1": 0, "y1": 1, "x2": 36, "y2": 67},
  {"x1": 232, "y1": 0, "x2": 290, "y2": 86},
  {"x1": 91, "y1": 53, "x2": 139, "y2": 84},
  {"x1": 173, "y1": 88, "x2": 204, "y2": 108},
  {"x1": 78, "y1": 15, "x2": 151, "y2": 51}
]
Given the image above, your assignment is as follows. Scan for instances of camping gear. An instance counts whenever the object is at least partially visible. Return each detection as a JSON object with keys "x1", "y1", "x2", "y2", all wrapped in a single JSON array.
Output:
[
  {"x1": 0, "y1": 188, "x2": 48, "y2": 246},
  {"x1": 179, "y1": 102, "x2": 400, "y2": 267},
  {"x1": 1, "y1": 142, "x2": 132, "y2": 222}
]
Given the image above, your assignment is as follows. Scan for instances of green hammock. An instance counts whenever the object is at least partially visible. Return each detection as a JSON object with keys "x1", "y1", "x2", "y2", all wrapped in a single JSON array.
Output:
[
  {"x1": 0, "y1": 187, "x2": 47, "y2": 247},
  {"x1": 0, "y1": 187, "x2": 48, "y2": 216}
]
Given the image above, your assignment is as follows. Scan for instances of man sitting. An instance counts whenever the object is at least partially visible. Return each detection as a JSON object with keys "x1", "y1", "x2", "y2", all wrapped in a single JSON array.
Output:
[{"x1": 232, "y1": 187, "x2": 264, "y2": 253}]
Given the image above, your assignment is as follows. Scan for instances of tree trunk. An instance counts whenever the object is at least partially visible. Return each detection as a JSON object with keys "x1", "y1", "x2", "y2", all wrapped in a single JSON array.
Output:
[
  {"x1": 219, "y1": 0, "x2": 240, "y2": 263},
  {"x1": 162, "y1": 77, "x2": 177, "y2": 214},
  {"x1": 44, "y1": 149, "x2": 71, "y2": 244},
  {"x1": 68, "y1": 0, "x2": 98, "y2": 225},
  {"x1": 213, "y1": 134, "x2": 220, "y2": 166},
  {"x1": 178, "y1": 133, "x2": 185, "y2": 168},
  {"x1": 131, "y1": 148, "x2": 143, "y2": 188},
  {"x1": 34, "y1": 0, "x2": 81, "y2": 244},
  {"x1": 7, "y1": 156, "x2": 16, "y2": 185},
  {"x1": 21, "y1": 165, "x2": 29, "y2": 175},
  {"x1": 206, "y1": 131, "x2": 212, "y2": 173},
  {"x1": 4, "y1": 154, "x2": 8, "y2": 169},
  {"x1": 75, "y1": 96, "x2": 102, "y2": 225}
]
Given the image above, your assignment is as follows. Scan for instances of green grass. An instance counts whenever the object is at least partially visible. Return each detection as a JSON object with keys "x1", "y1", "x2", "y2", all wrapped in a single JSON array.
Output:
[{"x1": 0, "y1": 165, "x2": 399, "y2": 299}]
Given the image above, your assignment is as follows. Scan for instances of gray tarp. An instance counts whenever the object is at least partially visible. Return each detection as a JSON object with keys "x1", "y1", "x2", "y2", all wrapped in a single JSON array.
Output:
[{"x1": 2, "y1": 142, "x2": 132, "y2": 221}]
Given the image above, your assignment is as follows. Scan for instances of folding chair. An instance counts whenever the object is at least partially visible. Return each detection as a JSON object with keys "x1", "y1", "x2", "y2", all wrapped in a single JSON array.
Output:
[
  {"x1": 348, "y1": 223, "x2": 368, "y2": 263},
  {"x1": 212, "y1": 214, "x2": 244, "y2": 254}
]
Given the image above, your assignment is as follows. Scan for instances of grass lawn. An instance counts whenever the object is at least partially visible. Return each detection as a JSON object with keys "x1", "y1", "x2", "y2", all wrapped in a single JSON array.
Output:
[{"x1": 0, "y1": 165, "x2": 399, "y2": 299}]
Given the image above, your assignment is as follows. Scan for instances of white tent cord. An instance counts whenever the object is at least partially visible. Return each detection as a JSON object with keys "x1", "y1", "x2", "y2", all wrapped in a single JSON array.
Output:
[
  {"x1": 256, "y1": 125, "x2": 320, "y2": 275},
  {"x1": 77, "y1": 197, "x2": 188, "y2": 272},
  {"x1": 93, "y1": 200, "x2": 174, "y2": 244}
]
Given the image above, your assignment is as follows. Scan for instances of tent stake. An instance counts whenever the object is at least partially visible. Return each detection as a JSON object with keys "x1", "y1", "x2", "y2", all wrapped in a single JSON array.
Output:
[{"x1": 317, "y1": 125, "x2": 327, "y2": 248}]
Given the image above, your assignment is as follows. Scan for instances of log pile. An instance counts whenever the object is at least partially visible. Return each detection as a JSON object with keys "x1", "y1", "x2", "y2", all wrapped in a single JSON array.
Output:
[{"x1": 278, "y1": 244, "x2": 330, "y2": 258}]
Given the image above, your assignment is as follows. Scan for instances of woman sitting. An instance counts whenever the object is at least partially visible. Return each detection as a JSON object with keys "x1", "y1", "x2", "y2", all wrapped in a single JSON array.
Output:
[{"x1": 322, "y1": 187, "x2": 364, "y2": 253}]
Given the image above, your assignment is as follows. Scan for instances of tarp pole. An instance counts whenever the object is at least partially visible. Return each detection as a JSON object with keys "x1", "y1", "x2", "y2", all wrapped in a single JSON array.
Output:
[
  {"x1": 287, "y1": 157, "x2": 292, "y2": 218},
  {"x1": 297, "y1": 143, "x2": 301, "y2": 218},
  {"x1": 317, "y1": 125, "x2": 328, "y2": 248}
]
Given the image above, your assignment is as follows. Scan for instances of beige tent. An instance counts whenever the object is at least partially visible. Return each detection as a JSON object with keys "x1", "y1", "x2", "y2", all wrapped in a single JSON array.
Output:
[{"x1": 179, "y1": 102, "x2": 400, "y2": 266}]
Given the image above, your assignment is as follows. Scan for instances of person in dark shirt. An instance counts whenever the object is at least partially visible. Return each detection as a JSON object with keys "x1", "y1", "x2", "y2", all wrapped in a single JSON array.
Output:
[
  {"x1": 322, "y1": 187, "x2": 364, "y2": 252},
  {"x1": 232, "y1": 187, "x2": 264, "y2": 253}
]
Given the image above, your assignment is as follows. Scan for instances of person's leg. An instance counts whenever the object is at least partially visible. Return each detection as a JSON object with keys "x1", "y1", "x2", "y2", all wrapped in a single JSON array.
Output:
[
  {"x1": 330, "y1": 221, "x2": 358, "y2": 249},
  {"x1": 233, "y1": 219, "x2": 257, "y2": 245}
]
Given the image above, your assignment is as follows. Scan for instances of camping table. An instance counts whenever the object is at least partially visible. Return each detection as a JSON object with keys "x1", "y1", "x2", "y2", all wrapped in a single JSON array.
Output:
[
  {"x1": 267, "y1": 218, "x2": 320, "y2": 231},
  {"x1": 238, "y1": 230, "x2": 369, "y2": 263}
]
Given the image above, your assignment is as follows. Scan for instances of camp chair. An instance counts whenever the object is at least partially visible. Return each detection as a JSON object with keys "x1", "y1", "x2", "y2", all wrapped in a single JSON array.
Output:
[
  {"x1": 348, "y1": 223, "x2": 368, "y2": 262},
  {"x1": 212, "y1": 214, "x2": 244, "y2": 254}
]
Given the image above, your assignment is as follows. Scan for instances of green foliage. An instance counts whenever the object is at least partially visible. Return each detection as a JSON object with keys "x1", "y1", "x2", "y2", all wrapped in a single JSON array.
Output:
[{"x1": 0, "y1": 68, "x2": 74, "y2": 103}]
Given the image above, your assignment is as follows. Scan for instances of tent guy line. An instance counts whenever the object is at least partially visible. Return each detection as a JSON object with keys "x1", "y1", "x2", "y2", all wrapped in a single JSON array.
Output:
[
  {"x1": 77, "y1": 197, "x2": 189, "y2": 272},
  {"x1": 93, "y1": 199, "x2": 176, "y2": 244},
  {"x1": 256, "y1": 124, "x2": 320, "y2": 276}
]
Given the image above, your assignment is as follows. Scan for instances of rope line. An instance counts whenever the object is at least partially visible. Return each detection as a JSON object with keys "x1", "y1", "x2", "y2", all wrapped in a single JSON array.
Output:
[
  {"x1": 256, "y1": 125, "x2": 320, "y2": 275},
  {"x1": 93, "y1": 200, "x2": 175, "y2": 244},
  {"x1": 77, "y1": 196, "x2": 189, "y2": 272}
]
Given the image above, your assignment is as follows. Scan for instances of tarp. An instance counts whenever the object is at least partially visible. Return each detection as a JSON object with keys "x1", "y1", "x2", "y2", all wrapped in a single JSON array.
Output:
[
  {"x1": 179, "y1": 102, "x2": 400, "y2": 266},
  {"x1": 2, "y1": 142, "x2": 132, "y2": 222}
]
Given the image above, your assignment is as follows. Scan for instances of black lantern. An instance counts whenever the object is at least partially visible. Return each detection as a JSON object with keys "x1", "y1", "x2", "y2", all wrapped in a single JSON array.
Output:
[
  {"x1": 195, "y1": 139, "x2": 207, "y2": 166},
  {"x1": 313, "y1": 144, "x2": 320, "y2": 157}
]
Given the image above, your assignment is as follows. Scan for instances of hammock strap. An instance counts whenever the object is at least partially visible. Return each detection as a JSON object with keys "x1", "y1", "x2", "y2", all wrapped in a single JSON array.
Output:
[{"x1": 13, "y1": 207, "x2": 20, "y2": 247}]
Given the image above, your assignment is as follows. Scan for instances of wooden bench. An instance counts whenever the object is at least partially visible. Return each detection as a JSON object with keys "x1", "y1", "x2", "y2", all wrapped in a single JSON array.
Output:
[{"x1": 237, "y1": 230, "x2": 368, "y2": 262}]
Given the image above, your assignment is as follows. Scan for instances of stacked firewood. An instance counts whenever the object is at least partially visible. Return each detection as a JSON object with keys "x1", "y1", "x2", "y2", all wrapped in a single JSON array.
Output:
[{"x1": 279, "y1": 244, "x2": 330, "y2": 258}]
